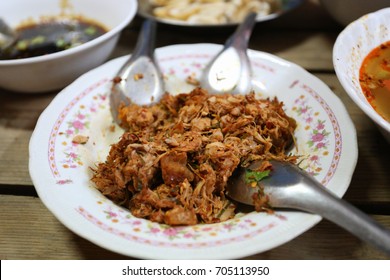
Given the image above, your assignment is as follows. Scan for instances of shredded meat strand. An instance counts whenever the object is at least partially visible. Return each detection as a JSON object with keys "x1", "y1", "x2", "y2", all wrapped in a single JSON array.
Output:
[{"x1": 91, "y1": 88, "x2": 297, "y2": 225}]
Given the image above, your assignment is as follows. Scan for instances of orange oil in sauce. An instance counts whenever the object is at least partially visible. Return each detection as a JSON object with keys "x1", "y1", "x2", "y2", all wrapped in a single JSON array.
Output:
[{"x1": 359, "y1": 40, "x2": 390, "y2": 122}]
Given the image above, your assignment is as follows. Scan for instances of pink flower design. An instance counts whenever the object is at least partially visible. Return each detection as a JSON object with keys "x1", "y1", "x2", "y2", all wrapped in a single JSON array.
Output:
[
  {"x1": 56, "y1": 179, "x2": 73, "y2": 185},
  {"x1": 316, "y1": 142, "x2": 325, "y2": 149},
  {"x1": 183, "y1": 233, "x2": 193, "y2": 238},
  {"x1": 163, "y1": 227, "x2": 178, "y2": 236},
  {"x1": 150, "y1": 227, "x2": 160, "y2": 234},
  {"x1": 316, "y1": 122, "x2": 325, "y2": 130},
  {"x1": 108, "y1": 211, "x2": 117, "y2": 218},
  {"x1": 69, "y1": 152, "x2": 78, "y2": 159},
  {"x1": 194, "y1": 63, "x2": 202, "y2": 68},
  {"x1": 312, "y1": 133, "x2": 324, "y2": 142},
  {"x1": 305, "y1": 116, "x2": 313, "y2": 124},
  {"x1": 238, "y1": 223, "x2": 249, "y2": 229},
  {"x1": 276, "y1": 214, "x2": 287, "y2": 221},
  {"x1": 103, "y1": 210, "x2": 118, "y2": 220},
  {"x1": 72, "y1": 120, "x2": 84, "y2": 130},
  {"x1": 310, "y1": 155, "x2": 319, "y2": 162},
  {"x1": 76, "y1": 113, "x2": 86, "y2": 120},
  {"x1": 223, "y1": 224, "x2": 234, "y2": 231}
]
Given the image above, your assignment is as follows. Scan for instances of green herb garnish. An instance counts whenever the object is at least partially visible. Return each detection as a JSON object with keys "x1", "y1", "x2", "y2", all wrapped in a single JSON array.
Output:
[
  {"x1": 245, "y1": 169, "x2": 270, "y2": 185},
  {"x1": 84, "y1": 26, "x2": 97, "y2": 36},
  {"x1": 16, "y1": 40, "x2": 28, "y2": 51},
  {"x1": 56, "y1": 38, "x2": 66, "y2": 48},
  {"x1": 30, "y1": 35, "x2": 45, "y2": 45}
]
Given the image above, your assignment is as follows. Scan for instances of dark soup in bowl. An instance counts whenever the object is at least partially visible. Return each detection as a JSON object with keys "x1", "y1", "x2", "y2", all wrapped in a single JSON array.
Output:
[
  {"x1": 0, "y1": 17, "x2": 107, "y2": 60},
  {"x1": 359, "y1": 40, "x2": 390, "y2": 122}
]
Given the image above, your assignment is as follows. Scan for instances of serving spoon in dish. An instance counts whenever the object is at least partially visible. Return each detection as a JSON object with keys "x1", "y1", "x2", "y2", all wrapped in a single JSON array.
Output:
[
  {"x1": 109, "y1": 12, "x2": 256, "y2": 124},
  {"x1": 110, "y1": 19, "x2": 164, "y2": 124},
  {"x1": 200, "y1": 12, "x2": 257, "y2": 94},
  {"x1": 0, "y1": 18, "x2": 17, "y2": 51},
  {"x1": 227, "y1": 160, "x2": 390, "y2": 255}
]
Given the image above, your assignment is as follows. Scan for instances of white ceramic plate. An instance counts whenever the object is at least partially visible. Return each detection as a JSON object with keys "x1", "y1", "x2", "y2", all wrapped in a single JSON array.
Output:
[
  {"x1": 138, "y1": 0, "x2": 303, "y2": 27},
  {"x1": 29, "y1": 43, "x2": 357, "y2": 259}
]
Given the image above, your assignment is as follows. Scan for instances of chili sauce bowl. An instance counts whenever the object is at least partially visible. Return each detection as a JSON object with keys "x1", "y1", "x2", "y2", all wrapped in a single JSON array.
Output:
[
  {"x1": 333, "y1": 7, "x2": 390, "y2": 142},
  {"x1": 0, "y1": 0, "x2": 137, "y2": 93}
]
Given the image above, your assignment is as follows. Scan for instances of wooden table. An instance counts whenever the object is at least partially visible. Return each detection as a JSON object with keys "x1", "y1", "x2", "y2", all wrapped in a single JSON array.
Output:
[{"x1": 1, "y1": 0, "x2": 390, "y2": 260}]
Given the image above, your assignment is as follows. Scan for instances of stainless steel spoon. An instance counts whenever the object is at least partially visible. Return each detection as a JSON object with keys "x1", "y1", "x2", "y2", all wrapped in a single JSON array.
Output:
[
  {"x1": 227, "y1": 160, "x2": 390, "y2": 255},
  {"x1": 110, "y1": 19, "x2": 164, "y2": 124},
  {"x1": 200, "y1": 12, "x2": 256, "y2": 94},
  {"x1": 0, "y1": 18, "x2": 17, "y2": 51},
  {"x1": 110, "y1": 13, "x2": 256, "y2": 125}
]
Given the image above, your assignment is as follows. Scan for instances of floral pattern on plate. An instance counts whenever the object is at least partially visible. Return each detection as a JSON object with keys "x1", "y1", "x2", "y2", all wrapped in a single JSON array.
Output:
[
  {"x1": 50, "y1": 58, "x2": 334, "y2": 243},
  {"x1": 30, "y1": 44, "x2": 357, "y2": 259}
]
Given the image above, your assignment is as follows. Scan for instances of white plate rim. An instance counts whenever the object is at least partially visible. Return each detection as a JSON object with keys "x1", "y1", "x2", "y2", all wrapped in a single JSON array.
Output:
[{"x1": 29, "y1": 43, "x2": 358, "y2": 259}]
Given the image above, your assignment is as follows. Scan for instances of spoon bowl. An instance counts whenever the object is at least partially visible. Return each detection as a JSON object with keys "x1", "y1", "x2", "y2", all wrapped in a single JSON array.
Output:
[
  {"x1": 110, "y1": 13, "x2": 255, "y2": 124},
  {"x1": 227, "y1": 160, "x2": 390, "y2": 255},
  {"x1": 200, "y1": 12, "x2": 256, "y2": 94},
  {"x1": 110, "y1": 19, "x2": 164, "y2": 124}
]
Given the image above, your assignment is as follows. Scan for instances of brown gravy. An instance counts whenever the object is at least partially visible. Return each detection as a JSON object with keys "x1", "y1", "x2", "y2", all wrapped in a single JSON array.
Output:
[{"x1": 0, "y1": 18, "x2": 107, "y2": 60}]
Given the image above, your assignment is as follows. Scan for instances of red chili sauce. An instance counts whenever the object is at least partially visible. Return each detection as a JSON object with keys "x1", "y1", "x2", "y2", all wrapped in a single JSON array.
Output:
[{"x1": 359, "y1": 40, "x2": 390, "y2": 122}]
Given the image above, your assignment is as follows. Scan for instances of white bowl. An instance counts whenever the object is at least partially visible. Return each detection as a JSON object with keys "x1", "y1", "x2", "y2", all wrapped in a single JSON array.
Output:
[
  {"x1": 320, "y1": 0, "x2": 389, "y2": 26},
  {"x1": 0, "y1": 0, "x2": 137, "y2": 93},
  {"x1": 333, "y1": 7, "x2": 390, "y2": 142}
]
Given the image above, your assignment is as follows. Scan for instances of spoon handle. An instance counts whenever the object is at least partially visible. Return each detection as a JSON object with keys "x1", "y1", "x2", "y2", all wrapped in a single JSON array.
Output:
[
  {"x1": 225, "y1": 12, "x2": 257, "y2": 50},
  {"x1": 0, "y1": 18, "x2": 15, "y2": 38},
  {"x1": 0, "y1": 18, "x2": 17, "y2": 50},
  {"x1": 280, "y1": 168, "x2": 390, "y2": 255},
  {"x1": 131, "y1": 19, "x2": 157, "y2": 59},
  {"x1": 200, "y1": 13, "x2": 256, "y2": 94}
]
